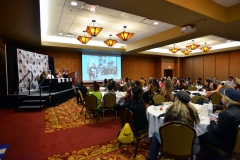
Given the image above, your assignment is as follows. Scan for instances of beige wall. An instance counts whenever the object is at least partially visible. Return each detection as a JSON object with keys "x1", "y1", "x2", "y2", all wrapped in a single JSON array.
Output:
[{"x1": 182, "y1": 50, "x2": 240, "y2": 81}]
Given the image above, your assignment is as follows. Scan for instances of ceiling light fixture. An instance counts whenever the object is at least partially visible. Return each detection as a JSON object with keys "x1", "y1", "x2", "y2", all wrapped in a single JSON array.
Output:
[
  {"x1": 227, "y1": 40, "x2": 231, "y2": 43},
  {"x1": 116, "y1": 26, "x2": 134, "y2": 41},
  {"x1": 169, "y1": 44, "x2": 180, "y2": 53},
  {"x1": 199, "y1": 42, "x2": 211, "y2": 52},
  {"x1": 86, "y1": 20, "x2": 103, "y2": 37},
  {"x1": 104, "y1": 34, "x2": 118, "y2": 47},
  {"x1": 77, "y1": 31, "x2": 92, "y2": 44},
  {"x1": 154, "y1": 21, "x2": 158, "y2": 25},
  {"x1": 186, "y1": 40, "x2": 200, "y2": 50},
  {"x1": 181, "y1": 48, "x2": 191, "y2": 55},
  {"x1": 58, "y1": 32, "x2": 63, "y2": 36},
  {"x1": 71, "y1": 2, "x2": 77, "y2": 6}
]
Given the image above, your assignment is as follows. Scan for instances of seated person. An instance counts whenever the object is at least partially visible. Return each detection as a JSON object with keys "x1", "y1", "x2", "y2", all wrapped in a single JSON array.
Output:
[
  {"x1": 205, "y1": 80, "x2": 222, "y2": 98},
  {"x1": 196, "y1": 77, "x2": 202, "y2": 85},
  {"x1": 225, "y1": 76, "x2": 234, "y2": 87},
  {"x1": 104, "y1": 84, "x2": 115, "y2": 96},
  {"x1": 160, "y1": 80, "x2": 174, "y2": 102},
  {"x1": 89, "y1": 83, "x2": 102, "y2": 109},
  {"x1": 120, "y1": 80, "x2": 135, "y2": 102},
  {"x1": 77, "y1": 81, "x2": 88, "y2": 97},
  {"x1": 54, "y1": 69, "x2": 62, "y2": 78},
  {"x1": 39, "y1": 70, "x2": 47, "y2": 84},
  {"x1": 142, "y1": 79, "x2": 153, "y2": 103},
  {"x1": 62, "y1": 68, "x2": 68, "y2": 78},
  {"x1": 46, "y1": 70, "x2": 54, "y2": 79},
  {"x1": 139, "y1": 77, "x2": 145, "y2": 87},
  {"x1": 146, "y1": 91, "x2": 200, "y2": 160},
  {"x1": 199, "y1": 79, "x2": 211, "y2": 91},
  {"x1": 199, "y1": 88, "x2": 240, "y2": 159},
  {"x1": 114, "y1": 86, "x2": 148, "y2": 131}
]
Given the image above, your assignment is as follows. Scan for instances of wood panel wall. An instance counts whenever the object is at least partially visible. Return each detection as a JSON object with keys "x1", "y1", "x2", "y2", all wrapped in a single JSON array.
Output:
[
  {"x1": 121, "y1": 55, "x2": 156, "y2": 80},
  {"x1": 182, "y1": 50, "x2": 240, "y2": 81}
]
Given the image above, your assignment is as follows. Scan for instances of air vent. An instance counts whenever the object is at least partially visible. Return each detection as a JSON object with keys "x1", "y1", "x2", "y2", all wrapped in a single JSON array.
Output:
[
  {"x1": 82, "y1": 3, "x2": 98, "y2": 12},
  {"x1": 141, "y1": 18, "x2": 154, "y2": 24},
  {"x1": 66, "y1": 33, "x2": 75, "y2": 37}
]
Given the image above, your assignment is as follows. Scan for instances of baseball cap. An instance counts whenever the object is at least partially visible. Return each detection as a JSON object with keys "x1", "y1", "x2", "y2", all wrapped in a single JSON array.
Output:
[{"x1": 219, "y1": 88, "x2": 240, "y2": 102}]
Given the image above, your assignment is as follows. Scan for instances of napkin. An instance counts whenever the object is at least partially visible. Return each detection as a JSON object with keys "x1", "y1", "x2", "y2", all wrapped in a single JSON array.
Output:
[{"x1": 58, "y1": 79, "x2": 61, "y2": 83}]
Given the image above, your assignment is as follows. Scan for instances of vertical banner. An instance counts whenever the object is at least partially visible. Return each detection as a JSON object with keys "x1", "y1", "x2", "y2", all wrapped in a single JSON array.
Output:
[{"x1": 17, "y1": 49, "x2": 49, "y2": 92}]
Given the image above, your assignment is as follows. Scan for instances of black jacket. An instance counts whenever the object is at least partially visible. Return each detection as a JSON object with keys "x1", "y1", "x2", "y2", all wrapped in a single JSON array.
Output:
[
  {"x1": 209, "y1": 104, "x2": 240, "y2": 150},
  {"x1": 114, "y1": 97, "x2": 149, "y2": 131}
]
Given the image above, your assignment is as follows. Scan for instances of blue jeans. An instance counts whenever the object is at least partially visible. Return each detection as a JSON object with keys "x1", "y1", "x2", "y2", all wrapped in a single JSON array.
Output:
[
  {"x1": 147, "y1": 131, "x2": 161, "y2": 160},
  {"x1": 147, "y1": 131, "x2": 200, "y2": 160}
]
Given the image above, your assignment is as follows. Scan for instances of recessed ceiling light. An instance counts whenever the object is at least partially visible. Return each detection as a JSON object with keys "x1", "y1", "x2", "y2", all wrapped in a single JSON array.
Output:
[
  {"x1": 71, "y1": 2, "x2": 77, "y2": 6},
  {"x1": 154, "y1": 21, "x2": 158, "y2": 25},
  {"x1": 59, "y1": 32, "x2": 63, "y2": 36},
  {"x1": 227, "y1": 40, "x2": 231, "y2": 42}
]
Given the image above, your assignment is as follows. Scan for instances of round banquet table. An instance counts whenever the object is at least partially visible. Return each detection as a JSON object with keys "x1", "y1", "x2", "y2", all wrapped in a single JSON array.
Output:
[
  {"x1": 146, "y1": 103, "x2": 210, "y2": 137},
  {"x1": 101, "y1": 92, "x2": 126, "y2": 104}
]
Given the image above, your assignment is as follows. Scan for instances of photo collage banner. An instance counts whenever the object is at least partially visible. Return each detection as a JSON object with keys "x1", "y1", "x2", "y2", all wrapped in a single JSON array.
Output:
[{"x1": 17, "y1": 49, "x2": 49, "y2": 92}]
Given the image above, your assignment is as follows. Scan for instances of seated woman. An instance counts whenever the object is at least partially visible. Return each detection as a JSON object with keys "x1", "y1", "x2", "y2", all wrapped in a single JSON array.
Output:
[
  {"x1": 54, "y1": 69, "x2": 62, "y2": 78},
  {"x1": 114, "y1": 86, "x2": 148, "y2": 131},
  {"x1": 196, "y1": 77, "x2": 202, "y2": 85},
  {"x1": 160, "y1": 80, "x2": 174, "y2": 102},
  {"x1": 176, "y1": 79, "x2": 186, "y2": 90},
  {"x1": 199, "y1": 79, "x2": 211, "y2": 91},
  {"x1": 62, "y1": 68, "x2": 68, "y2": 78},
  {"x1": 102, "y1": 78, "x2": 108, "y2": 87},
  {"x1": 205, "y1": 80, "x2": 222, "y2": 98},
  {"x1": 89, "y1": 83, "x2": 102, "y2": 110},
  {"x1": 142, "y1": 79, "x2": 154, "y2": 103},
  {"x1": 39, "y1": 70, "x2": 47, "y2": 84},
  {"x1": 119, "y1": 80, "x2": 135, "y2": 102},
  {"x1": 146, "y1": 91, "x2": 200, "y2": 160},
  {"x1": 199, "y1": 88, "x2": 240, "y2": 159}
]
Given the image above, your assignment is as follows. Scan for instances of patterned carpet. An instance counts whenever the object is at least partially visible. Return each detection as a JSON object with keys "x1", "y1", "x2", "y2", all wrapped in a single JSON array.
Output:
[
  {"x1": 45, "y1": 98, "x2": 116, "y2": 133},
  {"x1": 48, "y1": 139, "x2": 149, "y2": 160}
]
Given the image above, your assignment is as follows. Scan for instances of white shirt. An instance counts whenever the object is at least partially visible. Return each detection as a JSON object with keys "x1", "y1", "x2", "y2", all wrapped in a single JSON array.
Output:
[
  {"x1": 225, "y1": 80, "x2": 233, "y2": 86},
  {"x1": 47, "y1": 74, "x2": 54, "y2": 79}
]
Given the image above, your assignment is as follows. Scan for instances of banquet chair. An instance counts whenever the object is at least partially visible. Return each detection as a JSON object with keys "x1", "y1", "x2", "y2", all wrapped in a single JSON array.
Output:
[
  {"x1": 192, "y1": 95, "x2": 208, "y2": 104},
  {"x1": 123, "y1": 83, "x2": 129, "y2": 92},
  {"x1": 202, "y1": 126, "x2": 240, "y2": 159},
  {"x1": 72, "y1": 85, "x2": 78, "y2": 104},
  {"x1": 153, "y1": 94, "x2": 165, "y2": 105},
  {"x1": 149, "y1": 86, "x2": 159, "y2": 104},
  {"x1": 83, "y1": 94, "x2": 98, "y2": 123},
  {"x1": 118, "y1": 108, "x2": 149, "y2": 158},
  {"x1": 159, "y1": 121, "x2": 196, "y2": 160},
  {"x1": 78, "y1": 90, "x2": 85, "y2": 114},
  {"x1": 102, "y1": 93, "x2": 117, "y2": 122},
  {"x1": 210, "y1": 92, "x2": 221, "y2": 105},
  {"x1": 188, "y1": 86, "x2": 197, "y2": 91}
]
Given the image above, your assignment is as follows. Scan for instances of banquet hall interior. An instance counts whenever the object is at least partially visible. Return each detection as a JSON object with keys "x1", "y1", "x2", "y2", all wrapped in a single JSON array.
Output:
[{"x1": 0, "y1": 0, "x2": 240, "y2": 159}]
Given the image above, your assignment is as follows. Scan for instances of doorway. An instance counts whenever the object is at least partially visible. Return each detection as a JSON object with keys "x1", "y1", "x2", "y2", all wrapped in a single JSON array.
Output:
[{"x1": 164, "y1": 69, "x2": 173, "y2": 78}]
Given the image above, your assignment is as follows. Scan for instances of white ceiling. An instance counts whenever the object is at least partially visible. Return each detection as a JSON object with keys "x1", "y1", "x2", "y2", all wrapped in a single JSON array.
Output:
[
  {"x1": 44, "y1": 0, "x2": 175, "y2": 47},
  {"x1": 142, "y1": 35, "x2": 240, "y2": 57},
  {"x1": 40, "y1": 0, "x2": 240, "y2": 56},
  {"x1": 211, "y1": 0, "x2": 240, "y2": 8}
]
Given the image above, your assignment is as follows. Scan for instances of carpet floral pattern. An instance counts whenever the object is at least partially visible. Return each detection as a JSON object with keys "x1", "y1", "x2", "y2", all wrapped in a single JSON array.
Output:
[
  {"x1": 48, "y1": 139, "x2": 149, "y2": 160},
  {"x1": 45, "y1": 98, "x2": 116, "y2": 133}
]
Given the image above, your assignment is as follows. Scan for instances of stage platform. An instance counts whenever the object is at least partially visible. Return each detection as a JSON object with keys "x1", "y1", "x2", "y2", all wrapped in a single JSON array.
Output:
[{"x1": 2, "y1": 88, "x2": 75, "y2": 108}]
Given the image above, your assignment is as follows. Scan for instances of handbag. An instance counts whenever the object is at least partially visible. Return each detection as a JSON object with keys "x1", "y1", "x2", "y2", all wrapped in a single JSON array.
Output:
[{"x1": 117, "y1": 123, "x2": 134, "y2": 144}]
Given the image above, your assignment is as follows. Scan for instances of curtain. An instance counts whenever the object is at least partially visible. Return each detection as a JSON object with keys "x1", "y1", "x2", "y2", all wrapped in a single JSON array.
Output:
[
  {"x1": 48, "y1": 56, "x2": 54, "y2": 75},
  {"x1": 6, "y1": 44, "x2": 18, "y2": 94}
]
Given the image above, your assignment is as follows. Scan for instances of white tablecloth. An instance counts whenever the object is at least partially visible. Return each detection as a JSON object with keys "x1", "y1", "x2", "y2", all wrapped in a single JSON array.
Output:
[
  {"x1": 101, "y1": 92, "x2": 126, "y2": 104},
  {"x1": 189, "y1": 91, "x2": 206, "y2": 98},
  {"x1": 147, "y1": 104, "x2": 209, "y2": 137},
  {"x1": 99, "y1": 87, "x2": 106, "y2": 92}
]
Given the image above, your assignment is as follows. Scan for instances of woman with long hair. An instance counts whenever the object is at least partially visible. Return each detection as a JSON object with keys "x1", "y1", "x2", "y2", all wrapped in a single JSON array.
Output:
[
  {"x1": 146, "y1": 91, "x2": 200, "y2": 160},
  {"x1": 160, "y1": 80, "x2": 174, "y2": 101}
]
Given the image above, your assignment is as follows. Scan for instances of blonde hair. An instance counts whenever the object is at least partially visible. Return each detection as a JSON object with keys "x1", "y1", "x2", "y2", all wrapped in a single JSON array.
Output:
[
  {"x1": 222, "y1": 95, "x2": 240, "y2": 107},
  {"x1": 166, "y1": 98, "x2": 200, "y2": 126}
]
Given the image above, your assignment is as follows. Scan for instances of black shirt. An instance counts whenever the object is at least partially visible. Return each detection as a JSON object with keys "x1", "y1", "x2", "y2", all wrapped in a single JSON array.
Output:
[{"x1": 114, "y1": 97, "x2": 149, "y2": 131}]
